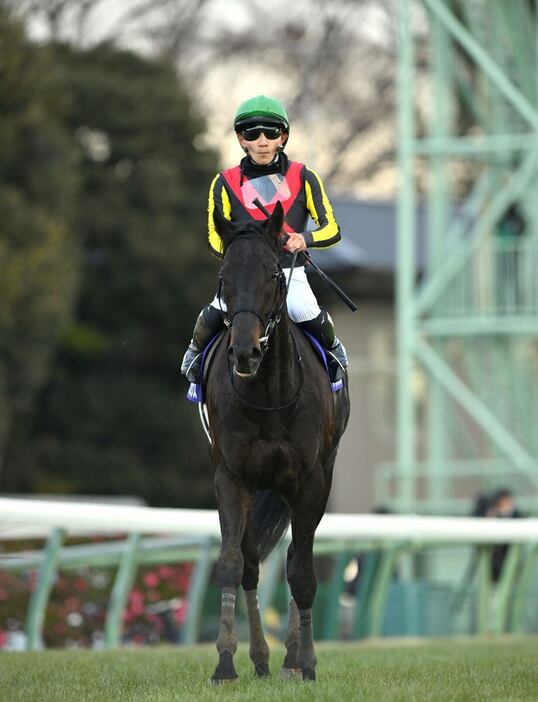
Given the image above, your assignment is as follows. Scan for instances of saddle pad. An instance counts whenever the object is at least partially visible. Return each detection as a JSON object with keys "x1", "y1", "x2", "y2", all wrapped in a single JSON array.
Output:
[
  {"x1": 300, "y1": 330, "x2": 344, "y2": 393},
  {"x1": 186, "y1": 330, "x2": 226, "y2": 404}
]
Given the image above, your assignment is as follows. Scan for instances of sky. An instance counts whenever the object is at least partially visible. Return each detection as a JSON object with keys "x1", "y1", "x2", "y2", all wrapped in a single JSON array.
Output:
[{"x1": 25, "y1": 0, "x2": 251, "y2": 50}]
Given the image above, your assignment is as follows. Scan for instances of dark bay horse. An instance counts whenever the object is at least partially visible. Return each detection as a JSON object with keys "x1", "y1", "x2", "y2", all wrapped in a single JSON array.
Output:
[{"x1": 206, "y1": 202, "x2": 350, "y2": 682}]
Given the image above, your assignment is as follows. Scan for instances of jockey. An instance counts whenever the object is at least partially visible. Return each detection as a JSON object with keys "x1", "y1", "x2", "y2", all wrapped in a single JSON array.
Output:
[{"x1": 181, "y1": 94, "x2": 348, "y2": 384}]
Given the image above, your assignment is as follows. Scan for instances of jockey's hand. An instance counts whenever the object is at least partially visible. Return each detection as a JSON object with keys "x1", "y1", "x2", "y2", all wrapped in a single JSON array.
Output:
[{"x1": 285, "y1": 231, "x2": 307, "y2": 253}]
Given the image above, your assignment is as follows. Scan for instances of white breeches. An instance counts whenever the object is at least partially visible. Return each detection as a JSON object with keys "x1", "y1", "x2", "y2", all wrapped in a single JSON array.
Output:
[{"x1": 209, "y1": 265, "x2": 321, "y2": 323}]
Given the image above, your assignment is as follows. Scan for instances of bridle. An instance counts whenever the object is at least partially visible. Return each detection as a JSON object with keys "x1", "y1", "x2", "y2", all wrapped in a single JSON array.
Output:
[
  {"x1": 217, "y1": 231, "x2": 303, "y2": 410},
  {"x1": 217, "y1": 234, "x2": 288, "y2": 356}
]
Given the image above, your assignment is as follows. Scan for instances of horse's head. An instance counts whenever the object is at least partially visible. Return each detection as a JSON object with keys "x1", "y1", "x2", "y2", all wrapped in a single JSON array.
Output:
[{"x1": 214, "y1": 202, "x2": 286, "y2": 378}]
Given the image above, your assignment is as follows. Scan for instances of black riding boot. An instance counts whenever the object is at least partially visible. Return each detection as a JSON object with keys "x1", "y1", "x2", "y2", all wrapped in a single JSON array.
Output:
[
  {"x1": 298, "y1": 310, "x2": 348, "y2": 383},
  {"x1": 181, "y1": 305, "x2": 225, "y2": 383}
]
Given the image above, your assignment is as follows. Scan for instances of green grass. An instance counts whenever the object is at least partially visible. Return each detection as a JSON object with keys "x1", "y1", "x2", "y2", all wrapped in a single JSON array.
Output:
[{"x1": 2, "y1": 638, "x2": 538, "y2": 702}]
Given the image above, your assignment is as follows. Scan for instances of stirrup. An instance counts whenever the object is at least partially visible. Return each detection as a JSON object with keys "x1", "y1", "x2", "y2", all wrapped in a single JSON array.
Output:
[
  {"x1": 327, "y1": 339, "x2": 348, "y2": 383},
  {"x1": 181, "y1": 346, "x2": 202, "y2": 383},
  {"x1": 327, "y1": 354, "x2": 345, "y2": 384},
  {"x1": 330, "y1": 340, "x2": 348, "y2": 365}
]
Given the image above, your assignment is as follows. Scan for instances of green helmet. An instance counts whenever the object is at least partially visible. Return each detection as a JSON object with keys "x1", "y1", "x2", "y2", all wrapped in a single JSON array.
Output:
[{"x1": 234, "y1": 95, "x2": 290, "y2": 132}]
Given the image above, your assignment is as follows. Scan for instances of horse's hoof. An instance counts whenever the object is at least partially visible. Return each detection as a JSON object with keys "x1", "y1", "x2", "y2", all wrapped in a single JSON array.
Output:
[
  {"x1": 254, "y1": 662, "x2": 270, "y2": 677},
  {"x1": 282, "y1": 642, "x2": 299, "y2": 670},
  {"x1": 302, "y1": 667, "x2": 316, "y2": 682},
  {"x1": 210, "y1": 651, "x2": 238, "y2": 683},
  {"x1": 280, "y1": 667, "x2": 302, "y2": 681},
  {"x1": 209, "y1": 676, "x2": 238, "y2": 685}
]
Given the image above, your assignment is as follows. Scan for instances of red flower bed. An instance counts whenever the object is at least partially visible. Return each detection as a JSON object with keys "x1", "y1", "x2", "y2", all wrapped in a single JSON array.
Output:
[{"x1": 0, "y1": 537, "x2": 193, "y2": 649}]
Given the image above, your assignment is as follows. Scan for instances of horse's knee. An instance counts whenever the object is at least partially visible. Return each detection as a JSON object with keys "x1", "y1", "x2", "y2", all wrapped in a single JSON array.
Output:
[
  {"x1": 291, "y1": 580, "x2": 317, "y2": 611},
  {"x1": 217, "y1": 546, "x2": 244, "y2": 588},
  {"x1": 288, "y1": 562, "x2": 317, "y2": 611}
]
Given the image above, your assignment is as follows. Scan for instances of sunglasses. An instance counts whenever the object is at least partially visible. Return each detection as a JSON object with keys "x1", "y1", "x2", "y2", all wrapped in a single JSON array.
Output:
[{"x1": 240, "y1": 125, "x2": 283, "y2": 141}]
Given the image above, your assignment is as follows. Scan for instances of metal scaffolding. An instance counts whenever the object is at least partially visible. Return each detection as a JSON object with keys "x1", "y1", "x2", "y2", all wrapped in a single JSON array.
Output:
[{"x1": 382, "y1": 0, "x2": 538, "y2": 514}]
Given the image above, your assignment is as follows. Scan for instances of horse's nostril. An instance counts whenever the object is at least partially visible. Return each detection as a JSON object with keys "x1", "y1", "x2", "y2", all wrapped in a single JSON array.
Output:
[{"x1": 229, "y1": 345, "x2": 261, "y2": 370}]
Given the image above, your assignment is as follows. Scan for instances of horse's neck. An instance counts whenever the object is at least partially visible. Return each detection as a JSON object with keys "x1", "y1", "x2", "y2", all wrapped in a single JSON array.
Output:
[
  {"x1": 235, "y1": 314, "x2": 297, "y2": 406},
  {"x1": 260, "y1": 315, "x2": 297, "y2": 386}
]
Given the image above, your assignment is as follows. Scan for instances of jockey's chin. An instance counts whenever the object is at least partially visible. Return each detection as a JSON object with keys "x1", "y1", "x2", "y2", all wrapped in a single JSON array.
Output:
[{"x1": 250, "y1": 150, "x2": 274, "y2": 165}]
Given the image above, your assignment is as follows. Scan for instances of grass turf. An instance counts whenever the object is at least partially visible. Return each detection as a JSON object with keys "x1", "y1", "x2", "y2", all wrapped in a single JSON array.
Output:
[{"x1": 1, "y1": 638, "x2": 537, "y2": 701}]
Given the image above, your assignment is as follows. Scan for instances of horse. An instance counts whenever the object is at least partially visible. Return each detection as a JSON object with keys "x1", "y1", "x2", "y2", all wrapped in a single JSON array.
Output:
[{"x1": 205, "y1": 201, "x2": 350, "y2": 682}]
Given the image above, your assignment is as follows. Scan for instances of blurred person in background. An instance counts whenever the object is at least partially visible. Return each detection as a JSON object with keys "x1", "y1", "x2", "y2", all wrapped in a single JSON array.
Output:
[
  {"x1": 180, "y1": 94, "x2": 348, "y2": 385},
  {"x1": 452, "y1": 487, "x2": 525, "y2": 617},
  {"x1": 482, "y1": 488, "x2": 525, "y2": 583}
]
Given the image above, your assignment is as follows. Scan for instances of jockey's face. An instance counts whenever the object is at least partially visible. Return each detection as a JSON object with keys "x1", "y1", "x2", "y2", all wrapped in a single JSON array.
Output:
[{"x1": 237, "y1": 129, "x2": 288, "y2": 165}]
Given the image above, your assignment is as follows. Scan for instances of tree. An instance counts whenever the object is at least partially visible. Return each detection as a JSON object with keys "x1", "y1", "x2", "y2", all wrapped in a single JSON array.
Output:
[
  {"x1": 2, "y1": 38, "x2": 220, "y2": 507},
  {"x1": 0, "y1": 5, "x2": 80, "y2": 481},
  {"x1": 11, "y1": 0, "x2": 407, "y2": 196}
]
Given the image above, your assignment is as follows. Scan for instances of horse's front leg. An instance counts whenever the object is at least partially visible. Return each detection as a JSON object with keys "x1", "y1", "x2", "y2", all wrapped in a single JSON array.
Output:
[
  {"x1": 242, "y1": 519, "x2": 270, "y2": 677},
  {"x1": 286, "y1": 476, "x2": 331, "y2": 683},
  {"x1": 212, "y1": 465, "x2": 252, "y2": 683},
  {"x1": 286, "y1": 521, "x2": 317, "y2": 681},
  {"x1": 280, "y1": 586, "x2": 302, "y2": 680}
]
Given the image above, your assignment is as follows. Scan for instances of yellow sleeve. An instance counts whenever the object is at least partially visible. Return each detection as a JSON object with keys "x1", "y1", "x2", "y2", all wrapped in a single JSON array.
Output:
[
  {"x1": 207, "y1": 174, "x2": 232, "y2": 259},
  {"x1": 303, "y1": 168, "x2": 341, "y2": 248}
]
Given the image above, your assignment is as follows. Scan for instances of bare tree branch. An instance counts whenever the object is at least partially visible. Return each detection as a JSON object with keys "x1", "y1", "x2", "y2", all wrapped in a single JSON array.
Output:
[{"x1": 10, "y1": 0, "x2": 428, "y2": 193}]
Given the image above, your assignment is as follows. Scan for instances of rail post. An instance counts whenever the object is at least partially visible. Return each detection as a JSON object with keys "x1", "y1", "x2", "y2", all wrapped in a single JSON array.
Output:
[
  {"x1": 25, "y1": 527, "x2": 65, "y2": 650},
  {"x1": 105, "y1": 532, "x2": 142, "y2": 647},
  {"x1": 477, "y1": 545, "x2": 492, "y2": 634},
  {"x1": 368, "y1": 544, "x2": 402, "y2": 637},
  {"x1": 494, "y1": 544, "x2": 522, "y2": 633},
  {"x1": 322, "y1": 550, "x2": 352, "y2": 640},
  {"x1": 181, "y1": 537, "x2": 214, "y2": 644}
]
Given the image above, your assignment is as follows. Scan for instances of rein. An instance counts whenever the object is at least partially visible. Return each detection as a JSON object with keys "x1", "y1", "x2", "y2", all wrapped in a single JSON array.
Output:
[
  {"x1": 229, "y1": 333, "x2": 304, "y2": 411},
  {"x1": 219, "y1": 231, "x2": 303, "y2": 411},
  {"x1": 217, "y1": 274, "x2": 286, "y2": 354}
]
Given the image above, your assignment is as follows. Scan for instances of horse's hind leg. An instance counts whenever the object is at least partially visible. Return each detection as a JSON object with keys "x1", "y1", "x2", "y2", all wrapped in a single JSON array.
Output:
[
  {"x1": 211, "y1": 466, "x2": 251, "y2": 683},
  {"x1": 280, "y1": 578, "x2": 302, "y2": 680},
  {"x1": 242, "y1": 521, "x2": 270, "y2": 677}
]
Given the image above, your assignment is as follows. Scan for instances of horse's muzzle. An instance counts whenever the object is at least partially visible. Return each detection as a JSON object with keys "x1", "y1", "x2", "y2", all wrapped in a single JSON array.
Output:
[{"x1": 228, "y1": 345, "x2": 263, "y2": 377}]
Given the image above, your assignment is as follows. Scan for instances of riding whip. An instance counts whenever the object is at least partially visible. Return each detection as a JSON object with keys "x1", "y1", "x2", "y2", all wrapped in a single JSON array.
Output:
[{"x1": 252, "y1": 198, "x2": 358, "y2": 312}]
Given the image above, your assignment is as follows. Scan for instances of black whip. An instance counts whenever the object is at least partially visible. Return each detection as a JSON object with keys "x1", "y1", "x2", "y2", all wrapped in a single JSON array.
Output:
[{"x1": 252, "y1": 197, "x2": 357, "y2": 312}]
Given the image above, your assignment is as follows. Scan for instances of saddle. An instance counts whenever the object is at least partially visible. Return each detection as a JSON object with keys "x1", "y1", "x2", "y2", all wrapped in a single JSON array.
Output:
[{"x1": 300, "y1": 330, "x2": 345, "y2": 393}]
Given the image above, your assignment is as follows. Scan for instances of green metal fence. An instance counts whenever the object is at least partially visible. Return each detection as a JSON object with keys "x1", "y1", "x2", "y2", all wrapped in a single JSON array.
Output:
[
  {"x1": 2, "y1": 533, "x2": 538, "y2": 650},
  {"x1": 394, "y1": 0, "x2": 538, "y2": 515}
]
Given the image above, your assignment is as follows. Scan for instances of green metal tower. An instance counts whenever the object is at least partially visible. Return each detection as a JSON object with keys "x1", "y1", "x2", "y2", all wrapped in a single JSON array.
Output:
[{"x1": 380, "y1": 0, "x2": 538, "y2": 514}]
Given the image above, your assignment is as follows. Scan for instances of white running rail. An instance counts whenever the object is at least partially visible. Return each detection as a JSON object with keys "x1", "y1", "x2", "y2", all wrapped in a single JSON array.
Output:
[{"x1": 1, "y1": 497, "x2": 537, "y2": 544}]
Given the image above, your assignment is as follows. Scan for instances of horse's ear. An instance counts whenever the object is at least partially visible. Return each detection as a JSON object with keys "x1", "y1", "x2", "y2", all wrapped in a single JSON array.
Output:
[
  {"x1": 213, "y1": 207, "x2": 233, "y2": 247},
  {"x1": 269, "y1": 201, "x2": 284, "y2": 239}
]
